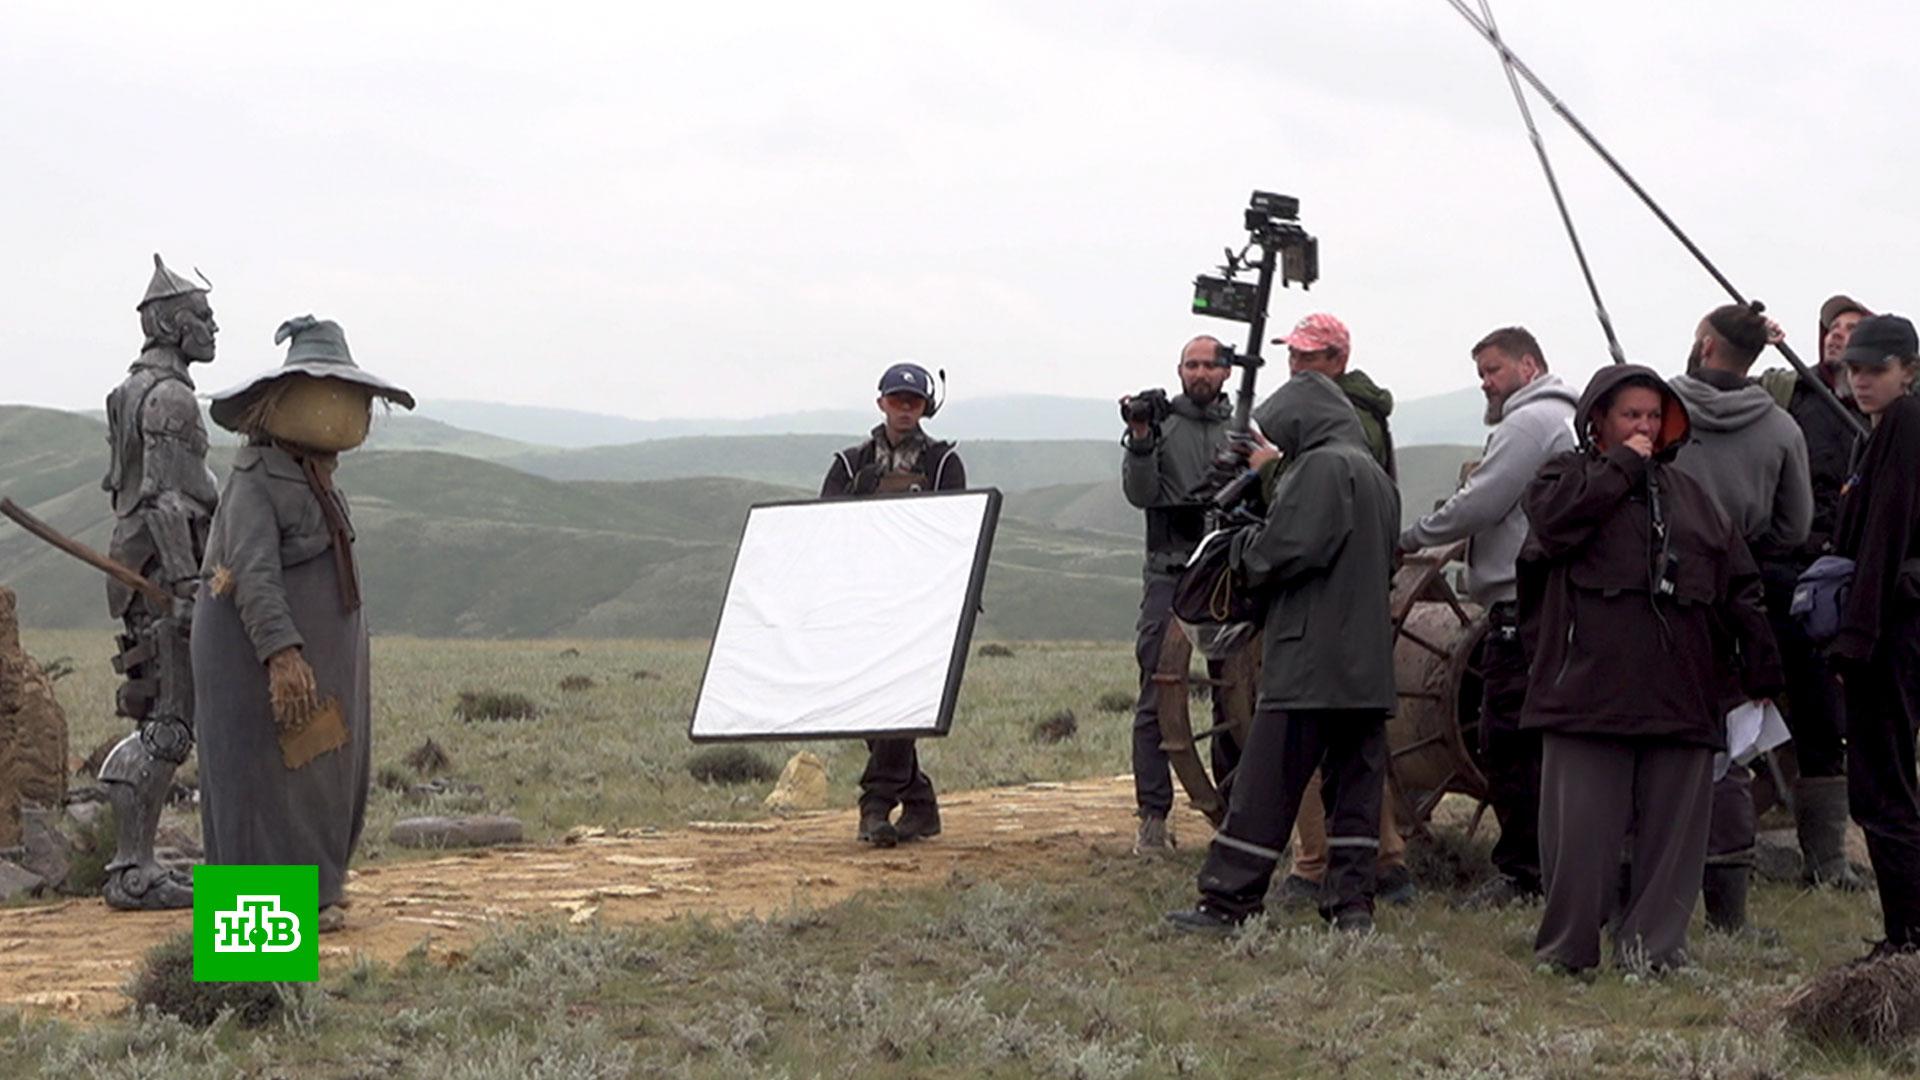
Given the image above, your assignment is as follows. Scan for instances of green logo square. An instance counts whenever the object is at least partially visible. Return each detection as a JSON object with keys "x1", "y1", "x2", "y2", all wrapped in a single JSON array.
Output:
[{"x1": 192, "y1": 865, "x2": 319, "y2": 982}]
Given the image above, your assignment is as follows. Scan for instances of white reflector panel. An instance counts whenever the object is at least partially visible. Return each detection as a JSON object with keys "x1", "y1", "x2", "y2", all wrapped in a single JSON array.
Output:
[{"x1": 689, "y1": 489, "x2": 1000, "y2": 741}]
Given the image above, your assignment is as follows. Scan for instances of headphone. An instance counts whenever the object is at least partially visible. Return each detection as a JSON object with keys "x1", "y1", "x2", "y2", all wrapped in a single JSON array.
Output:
[{"x1": 881, "y1": 363, "x2": 946, "y2": 418}]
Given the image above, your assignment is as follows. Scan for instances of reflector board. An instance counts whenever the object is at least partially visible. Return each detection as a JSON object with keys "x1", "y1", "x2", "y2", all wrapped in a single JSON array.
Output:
[{"x1": 689, "y1": 489, "x2": 1000, "y2": 741}]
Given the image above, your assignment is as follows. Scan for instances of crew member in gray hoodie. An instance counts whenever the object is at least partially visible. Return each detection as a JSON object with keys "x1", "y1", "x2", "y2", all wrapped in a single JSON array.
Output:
[
  {"x1": 1669, "y1": 303, "x2": 1809, "y2": 933},
  {"x1": 1120, "y1": 335, "x2": 1235, "y2": 855},
  {"x1": 1400, "y1": 326, "x2": 1577, "y2": 905}
]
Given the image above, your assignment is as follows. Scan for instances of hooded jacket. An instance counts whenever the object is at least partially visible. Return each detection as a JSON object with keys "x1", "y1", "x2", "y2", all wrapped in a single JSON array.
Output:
[
  {"x1": 1121, "y1": 392, "x2": 1233, "y2": 573},
  {"x1": 1516, "y1": 365, "x2": 1782, "y2": 748},
  {"x1": 1400, "y1": 373, "x2": 1578, "y2": 606},
  {"x1": 1229, "y1": 371, "x2": 1401, "y2": 712},
  {"x1": 1832, "y1": 394, "x2": 1920, "y2": 664},
  {"x1": 1335, "y1": 369, "x2": 1396, "y2": 480},
  {"x1": 1669, "y1": 369, "x2": 1813, "y2": 558},
  {"x1": 1756, "y1": 295, "x2": 1872, "y2": 558}
]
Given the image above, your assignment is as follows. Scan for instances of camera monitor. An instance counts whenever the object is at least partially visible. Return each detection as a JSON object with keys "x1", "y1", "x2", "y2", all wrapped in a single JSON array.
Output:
[{"x1": 689, "y1": 489, "x2": 1001, "y2": 742}]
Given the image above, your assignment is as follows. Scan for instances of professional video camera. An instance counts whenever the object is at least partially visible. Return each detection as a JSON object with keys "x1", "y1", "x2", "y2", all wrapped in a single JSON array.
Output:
[{"x1": 1184, "y1": 192, "x2": 1320, "y2": 516}]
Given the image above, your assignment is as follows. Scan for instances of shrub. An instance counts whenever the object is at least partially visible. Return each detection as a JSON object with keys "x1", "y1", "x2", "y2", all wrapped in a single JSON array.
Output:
[
  {"x1": 1030, "y1": 710, "x2": 1077, "y2": 744},
  {"x1": 454, "y1": 690, "x2": 540, "y2": 722},
  {"x1": 977, "y1": 643, "x2": 1016, "y2": 658},
  {"x1": 404, "y1": 737, "x2": 452, "y2": 776},
  {"x1": 125, "y1": 933, "x2": 286, "y2": 1029},
  {"x1": 687, "y1": 746, "x2": 778, "y2": 785},
  {"x1": 1094, "y1": 689, "x2": 1134, "y2": 714},
  {"x1": 559, "y1": 674, "x2": 595, "y2": 692}
]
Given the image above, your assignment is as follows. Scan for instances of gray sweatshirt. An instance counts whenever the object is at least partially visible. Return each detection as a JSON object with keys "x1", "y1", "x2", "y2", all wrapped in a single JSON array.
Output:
[
  {"x1": 1399, "y1": 373, "x2": 1578, "y2": 605},
  {"x1": 1668, "y1": 369, "x2": 1812, "y2": 556},
  {"x1": 1121, "y1": 393, "x2": 1233, "y2": 574}
]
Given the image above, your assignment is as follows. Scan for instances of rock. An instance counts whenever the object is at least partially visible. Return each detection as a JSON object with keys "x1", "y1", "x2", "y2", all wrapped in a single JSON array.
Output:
[
  {"x1": 155, "y1": 823, "x2": 204, "y2": 860},
  {"x1": 65, "y1": 800, "x2": 107, "y2": 833},
  {"x1": 0, "y1": 858, "x2": 44, "y2": 902},
  {"x1": 763, "y1": 752, "x2": 830, "y2": 815},
  {"x1": 389, "y1": 815, "x2": 525, "y2": 849},
  {"x1": 17, "y1": 806, "x2": 70, "y2": 889},
  {"x1": 0, "y1": 586, "x2": 70, "y2": 846},
  {"x1": 1755, "y1": 828, "x2": 1805, "y2": 884}
]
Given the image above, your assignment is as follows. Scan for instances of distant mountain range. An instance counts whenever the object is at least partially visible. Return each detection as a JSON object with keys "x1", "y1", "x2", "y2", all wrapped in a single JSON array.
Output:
[
  {"x1": 414, "y1": 386, "x2": 1493, "y2": 450},
  {"x1": 1, "y1": 403, "x2": 1476, "y2": 640}
]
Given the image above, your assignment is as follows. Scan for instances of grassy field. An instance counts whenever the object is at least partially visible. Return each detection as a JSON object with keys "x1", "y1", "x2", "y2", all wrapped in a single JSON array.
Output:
[{"x1": 5, "y1": 630, "x2": 1914, "y2": 1078}]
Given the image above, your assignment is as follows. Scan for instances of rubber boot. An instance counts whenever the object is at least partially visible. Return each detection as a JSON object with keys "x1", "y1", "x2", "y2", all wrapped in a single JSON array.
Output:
[
  {"x1": 1702, "y1": 864, "x2": 1749, "y2": 934},
  {"x1": 1795, "y1": 777, "x2": 1867, "y2": 891}
]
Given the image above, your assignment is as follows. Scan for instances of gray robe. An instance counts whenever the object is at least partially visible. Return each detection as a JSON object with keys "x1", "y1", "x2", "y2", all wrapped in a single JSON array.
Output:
[{"x1": 193, "y1": 445, "x2": 370, "y2": 907}]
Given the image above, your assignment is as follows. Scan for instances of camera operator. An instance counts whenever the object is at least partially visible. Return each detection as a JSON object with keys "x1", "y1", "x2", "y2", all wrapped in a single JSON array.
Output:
[{"x1": 1119, "y1": 335, "x2": 1235, "y2": 855}]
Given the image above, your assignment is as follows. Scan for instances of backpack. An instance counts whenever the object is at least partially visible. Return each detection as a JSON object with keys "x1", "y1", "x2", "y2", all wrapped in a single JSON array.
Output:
[
  {"x1": 1790, "y1": 555, "x2": 1856, "y2": 644},
  {"x1": 1171, "y1": 528, "x2": 1263, "y2": 659}
]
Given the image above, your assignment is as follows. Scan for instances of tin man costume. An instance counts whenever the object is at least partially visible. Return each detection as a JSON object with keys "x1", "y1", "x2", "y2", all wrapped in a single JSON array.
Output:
[
  {"x1": 97, "y1": 254, "x2": 219, "y2": 910},
  {"x1": 194, "y1": 316, "x2": 413, "y2": 919}
]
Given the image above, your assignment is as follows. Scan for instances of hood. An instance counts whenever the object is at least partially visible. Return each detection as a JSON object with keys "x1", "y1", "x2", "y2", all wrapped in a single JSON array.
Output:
[
  {"x1": 1500, "y1": 372, "x2": 1578, "y2": 420},
  {"x1": 1171, "y1": 392, "x2": 1232, "y2": 422},
  {"x1": 1573, "y1": 364, "x2": 1691, "y2": 460},
  {"x1": 1335, "y1": 369, "x2": 1393, "y2": 418},
  {"x1": 1667, "y1": 373, "x2": 1779, "y2": 433},
  {"x1": 1253, "y1": 371, "x2": 1368, "y2": 458}
]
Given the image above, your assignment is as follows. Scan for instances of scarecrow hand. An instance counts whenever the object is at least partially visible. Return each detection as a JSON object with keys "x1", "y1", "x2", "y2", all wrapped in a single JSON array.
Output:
[{"x1": 267, "y1": 646, "x2": 319, "y2": 732}]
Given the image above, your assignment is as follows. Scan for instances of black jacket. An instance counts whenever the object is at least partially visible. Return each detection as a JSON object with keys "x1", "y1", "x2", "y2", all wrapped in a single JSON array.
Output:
[
  {"x1": 1517, "y1": 365, "x2": 1782, "y2": 748},
  {"x1": 1832, "y1": 394, "x2": 1920, "y2": 664},
  {"x1": 821, "y1": 425, "x2": 966, "y2": 497}
]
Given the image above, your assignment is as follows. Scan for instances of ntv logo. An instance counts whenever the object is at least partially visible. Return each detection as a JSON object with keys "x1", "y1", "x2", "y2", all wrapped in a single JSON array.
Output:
[{"x1": 213, "y1": 895, "x2": 303, "y2": 953}]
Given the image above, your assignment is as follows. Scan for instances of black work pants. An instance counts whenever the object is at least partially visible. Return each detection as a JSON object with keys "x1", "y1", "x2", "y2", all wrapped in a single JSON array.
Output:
[
  {"x1": 1843, "y1": 608, "x2": 1920, "y2": 948},
  {"x1": 860, "y1": 739, "x2": 934, "y2": 814},
  {"x1": 1197, "y1": 707, "x2": 1388, "y2": 920},
  {"x1": 1479, "y1": 606, "x2": 1542, "y2": 891},
  {"x1": 1764, "y1": 561, "x2": 1847, "y2": 778},
  {"x1": 1132, "y1": 572, "x2": 1235, "y2": 815}
]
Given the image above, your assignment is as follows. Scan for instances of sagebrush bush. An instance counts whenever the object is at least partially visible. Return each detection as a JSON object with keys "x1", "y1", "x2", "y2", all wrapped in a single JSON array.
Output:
[
  {"x1": 687, "y1": 746, "x2": 778, "y2": 785},
  {"x1": 453, "y1": 689, "x2": 540, "y2": 722},
  {"x1": 124, "y1": 933, "x2": 286, "y2": 1029}
]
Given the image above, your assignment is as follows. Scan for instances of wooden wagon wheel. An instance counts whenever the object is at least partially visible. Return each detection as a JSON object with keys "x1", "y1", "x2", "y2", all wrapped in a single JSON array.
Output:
[
  {"x1": 1154, "y1": 619, "x2": 1258, "y2": 827},
  {"x1": 1155, "y1": 538, "x2": 1492, "y2": 833}
]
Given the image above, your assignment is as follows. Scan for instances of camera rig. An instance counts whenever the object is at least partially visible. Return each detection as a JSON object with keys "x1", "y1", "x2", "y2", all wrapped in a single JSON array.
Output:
[{"x1": 1188, "y1": 191, "x2": 1319, "y2": 514}]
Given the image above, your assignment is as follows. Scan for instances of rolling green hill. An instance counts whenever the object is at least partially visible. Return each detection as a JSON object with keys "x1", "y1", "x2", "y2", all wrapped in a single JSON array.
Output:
[{"x1": 0, "y1": 407, "x2": 1141, "y2": 640}]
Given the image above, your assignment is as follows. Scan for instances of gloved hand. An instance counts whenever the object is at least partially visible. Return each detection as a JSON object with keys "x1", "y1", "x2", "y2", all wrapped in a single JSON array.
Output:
[{"x1": 267, "y1": 646, "x2": 319, "y2": 732}]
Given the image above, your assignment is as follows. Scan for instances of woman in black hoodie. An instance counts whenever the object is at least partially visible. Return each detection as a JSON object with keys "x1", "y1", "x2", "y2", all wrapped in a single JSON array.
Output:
[
  {"x1": 1829, "y1": 314, "x2": 1920, "y2": 958},
  {"x1": 1517, "y1": 365, "x2": 1780, "y2": 974}
]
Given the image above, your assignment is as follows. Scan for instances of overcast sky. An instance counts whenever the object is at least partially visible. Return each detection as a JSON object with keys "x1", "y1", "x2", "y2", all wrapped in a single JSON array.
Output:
[{"x1": 4, "y1": 1, "x2": 1914, "y2": 422}]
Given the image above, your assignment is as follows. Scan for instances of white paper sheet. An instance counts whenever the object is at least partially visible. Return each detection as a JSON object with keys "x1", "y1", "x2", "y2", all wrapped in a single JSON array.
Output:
[{"x1": 689, "y1": 490, "x2": 998, "y2": 741}]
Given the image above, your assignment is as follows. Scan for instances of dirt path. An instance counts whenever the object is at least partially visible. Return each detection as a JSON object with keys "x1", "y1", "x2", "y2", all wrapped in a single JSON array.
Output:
[{"x1": 0, "y1": 775, "x2": 1202, "y2": 1018}]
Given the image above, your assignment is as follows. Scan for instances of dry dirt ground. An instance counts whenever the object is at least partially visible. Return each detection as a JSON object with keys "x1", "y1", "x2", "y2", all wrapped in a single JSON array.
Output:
[{"x1": 0, "y1": 775, "x2": 1182, "y2": 1018}]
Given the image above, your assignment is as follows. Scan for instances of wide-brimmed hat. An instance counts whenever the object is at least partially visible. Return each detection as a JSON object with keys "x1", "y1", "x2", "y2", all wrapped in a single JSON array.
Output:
[{"x1": 208, "y1": 315, "x2": 415, "y2": 432}]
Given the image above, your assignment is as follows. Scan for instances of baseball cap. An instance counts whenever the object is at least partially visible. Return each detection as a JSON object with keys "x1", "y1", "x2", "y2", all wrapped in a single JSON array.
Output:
[
  {"x1": 878, "y1": 362, "x2": 934, "y2": 399},
  {"x1": 1273, "y1": 313, "x2": 1350, "y2": 355},
  {"x1": 1839, "y1": 314, "x2": 1918, "y2": 368}
]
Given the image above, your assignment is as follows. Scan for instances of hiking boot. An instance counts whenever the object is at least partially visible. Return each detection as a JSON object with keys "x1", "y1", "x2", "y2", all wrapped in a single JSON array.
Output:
[
  {"x1": 1795, "y1": 777, "x2": 1869, "y2": 891},
  {"x1": 896, "y1": 802, "x2": 942, "y2": 842},
  {"x1": 1276, "y1": 873, "x2": 1322, "y2": 911},
  {"x1": 1164, "y1": 903, "x2": 1245, "y2": 935},
  {"x1": 857, "y1": 808, "x2": 898, "y2": 848},
  {"x1": 1855, "y1": 938, "x2": 1920, "y2": 966},
  {"x1": 1133, "y1": 812, "x2": 1176, "y2": 856},
  {"x1": 1330, "y1": 907, "x2": 1375, "y2": 934},
  {"x1": 1457, "y1": 875, "x2": 1541, "y2": 911},
  {"x1": 1376, "y1": 864, "x2": 1418, "y2": 907}
]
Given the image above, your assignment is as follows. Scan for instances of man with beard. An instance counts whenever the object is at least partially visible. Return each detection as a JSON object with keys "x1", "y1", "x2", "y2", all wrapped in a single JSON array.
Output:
[
  {"x1": 1119, "y1": 335, "x2": 1235, "y2": 854},
  {"x1": 1398, "y1": 326, "x2": 1578, "y2": 907},
  {"x1": 1754, "y1": 297, "x2": 1873, "y2": 890},
  {"x1": 96, "y1": 254, "x2": 221, "y2": 910},
  {"x1": 1669, "y1": 303, "x2": 1811, "y2": 932},
  {"x1": 822, "y1": 362, "x2": 965, "y2": 848}
]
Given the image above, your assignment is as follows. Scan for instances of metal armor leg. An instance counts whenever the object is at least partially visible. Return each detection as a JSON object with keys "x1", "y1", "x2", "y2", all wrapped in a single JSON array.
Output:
[{"x1": 98, "y1": 726, "x2": 194, "y2": 910}]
